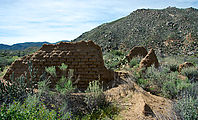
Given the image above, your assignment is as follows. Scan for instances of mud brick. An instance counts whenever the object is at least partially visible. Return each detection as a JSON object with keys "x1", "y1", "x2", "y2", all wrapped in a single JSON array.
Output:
[
  {"x1": 88, "y1": 58, "x2": 97, "y2": 62},
  {"x1": 91, "y1": 68, "x2": 99, "y2": 72},
  {"x1": 84, "y1": 55, "x2": 93, "y2": 59},
  {"x1": 79, "y1": 62, "x2": 86, "y2": 65},
  {"x1": 60, "y1": 58, "x2": 66, "y2": 62},
  {"x1": 80, "y1": 65, "x2": 89, "y2": 68},
  {"x1": 75, "y1": 58, "x2": 81, "y2": 62},
  {"x1": 73, "y1": 52, "x2": 80, "y2": 56},
  {"x1": 67, "y1": 58, "x2": 74, "y2": 62},
  {"x1": 85, "y1": 62, "x2": 95, "y2": 65},
  {"x1": 77, "y1": 69, "x2": 84, "y2": 72},
  {"x1": 88, "y1": 71, "x2": 96, "y2": 74},
  {"x1": 53, "y1": 58, "x2": 60, "y2": 62},
  {"x1": 89, "y1": 65, "x2": 97, "y2": 68},
  {"x1": 87, "y1": 52, "x2": 96, "y2": 56},
  {"x1": 78, "y1": 55, "x2": 84, "y2": 59},
  {"x1": 72, "y1": 62, "x2": 79, "y2": 65},
  {"x1": 63, "y1": 55, "x2": 70, "y2": 59},
  {"x1": 76, "y1": 71, "x2": 88, "y2": 74},
  {"x1": 81, "y1": 58, "x2": 89, "y2": 62},
  {"x1": 79, "y1": 52, "x2": 87, "y2": 56}
]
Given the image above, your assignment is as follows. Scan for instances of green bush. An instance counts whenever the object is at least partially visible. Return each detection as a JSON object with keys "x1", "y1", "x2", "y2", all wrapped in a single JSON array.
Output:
[
  {"x1": 162, "y1": 73, "x2": 191, "y2": 98},
  {"x1": 128, "y1": 57, "x2": 141, "y2": 68},
  {"x1": 84, "y1": 80, "x2": 104, "y2": 112},
  {"x1": 181, "y1": 67, "x2": 198, "y2": 83},
  {"x1": 0, "y1": 66, "x2": 8, "y2": 77},
  {"x1": 81, "y1": 104, "x2": 119, "y2": 120},
  {"x1": 0, "y1": 62, "x2": 36, "y2": 103},
  {"x1": 175, "y1": 84, "x2": 198, "y2": 120},
  {"x1": 55, "y1": 75, "x2": 74, "y2": 95},
  {"x1": 82, "y1": 80, "x2": 119, "y2": 119},
  {"x1": 45, "y1": 66, "x2": 56, "y2": 77},
  {"x1": 103, "y1": 50, "x2": 127, "y2": 70},
  {"x1": 132, "y1": 66, "x2": 192, "y2": 98},
  {"x1": 0, "y1": 95, "x2": 58, "y2": 120},
  {"x1": 45, "y1": 63, "x2": 75, "y2": 95}
]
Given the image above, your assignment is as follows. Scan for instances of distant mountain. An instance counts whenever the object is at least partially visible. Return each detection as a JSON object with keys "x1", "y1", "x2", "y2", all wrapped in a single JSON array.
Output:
[
  {"x1": 0, "y1": 42, "x2": 50, "y2": 50},
  {"x1": 55, "y1": 40, "x2": 70, "y2": 43},
  {"x1": 74, "y1": 7, "x2": 198, "y2": 55},
  {"x1": 0, "y1": 40, "x2": 70, "y2": 50},
  {"x1": 0, "y1": 44, "x2": 11, "y2": 50}
]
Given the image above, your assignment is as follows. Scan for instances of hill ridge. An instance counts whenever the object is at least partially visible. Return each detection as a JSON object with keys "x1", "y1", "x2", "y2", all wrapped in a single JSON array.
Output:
[{"x1": 74, "y1": 7, "x2": 198, "y2": 55}]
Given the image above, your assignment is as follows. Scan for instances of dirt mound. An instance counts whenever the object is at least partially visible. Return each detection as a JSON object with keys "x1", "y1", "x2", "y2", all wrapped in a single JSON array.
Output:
[
  {"x1": 105, "y1": 77, "x2": 177, "y2": 120},
  {"x1": 3, "y1": 41, "x2": 114, "y2": 89},
  {"x1": 126, "y1": 46, "x2": 148, "y2": 62},
  {"x1": 139, "y1": 49, "x2": 160, "y2": 71},
  {"x1": 178, "y1": 62, "x2": 194, "y2": 72}
]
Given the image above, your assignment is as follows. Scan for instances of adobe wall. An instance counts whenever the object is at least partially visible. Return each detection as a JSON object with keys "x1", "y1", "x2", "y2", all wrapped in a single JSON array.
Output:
[{"x1": 3, "y1": 41, "x2": 114, "y2": 89}]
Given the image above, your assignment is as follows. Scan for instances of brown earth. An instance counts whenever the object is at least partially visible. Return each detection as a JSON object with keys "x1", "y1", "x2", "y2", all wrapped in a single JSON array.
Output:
[{"x1": 105, "y1": 73, "x2": 177, "y2": 120}]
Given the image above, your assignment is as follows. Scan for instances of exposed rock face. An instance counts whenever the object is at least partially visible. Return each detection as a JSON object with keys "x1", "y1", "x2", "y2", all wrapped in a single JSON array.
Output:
[
  {"x1": 178, "y1": 62, "x2": 194, "y2": 72},
  {"x1": 3, "y1": 41, "x2": 114, "y2": 89},
  {"x1": 126, "y1": 46, "x2": 148, "y2": 62},
  {"x1": 139, "y1": 49, "x2": 160, "y2": 71}
]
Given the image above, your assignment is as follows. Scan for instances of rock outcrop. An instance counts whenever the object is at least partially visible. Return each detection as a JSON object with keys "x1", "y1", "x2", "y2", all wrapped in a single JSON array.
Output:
[
  {"x1": 126, "y1": 46, "x2": 148, "y2": 62},
  {"x1": 178, "y1": 62, "x2": 194, "y2": 72},
  {"x1": 139, "y1": 49, "x2": 160, "y2": 71},
  {"x1": 3, "y1": 41, "x2": 114, "y2": 89}
]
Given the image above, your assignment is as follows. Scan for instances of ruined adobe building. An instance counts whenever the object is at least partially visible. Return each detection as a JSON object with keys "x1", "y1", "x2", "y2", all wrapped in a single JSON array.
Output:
[
  {"x1": 3, "y1": 41, "x2": 114, "y2": 89},
  {"x1": 139, "y1": 49, "x2": 160, "y2": 71},
  {"x1": 126, "y1": 46, "x2": 148, "y2": 62}
]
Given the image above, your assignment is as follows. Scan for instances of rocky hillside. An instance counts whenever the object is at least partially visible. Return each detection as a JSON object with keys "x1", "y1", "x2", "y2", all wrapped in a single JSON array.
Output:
[{"x1": 74, "y1": 7, "x2": 198, "y2": 55}]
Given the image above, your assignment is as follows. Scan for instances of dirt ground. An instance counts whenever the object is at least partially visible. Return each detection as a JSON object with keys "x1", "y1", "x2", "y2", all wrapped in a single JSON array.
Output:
[{"x1": 104, "y1": 75, "x2": 178, "y2": 120}]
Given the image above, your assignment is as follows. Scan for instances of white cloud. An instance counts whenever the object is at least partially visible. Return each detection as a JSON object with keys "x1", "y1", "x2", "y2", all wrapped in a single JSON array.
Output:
[{"x1": 0, "y1": 0, "x2": 197, "y2": 45}]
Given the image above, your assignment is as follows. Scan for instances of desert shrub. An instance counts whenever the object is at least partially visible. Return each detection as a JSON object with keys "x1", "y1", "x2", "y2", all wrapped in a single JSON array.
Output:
[
  {"x1": 175, "y1": 84, "x2": 198, "y2": 120},
  {"x1": 163, "y1": 56, "x2": 184, "y2": 65},
  {"x1": 128, "y1": 57, "x2": 142, "y2": 68},
  {"x1": 45, "y1": 63, "x2": 75, "y2": 95},
  {"x1": 0, "y1": 62, "x2": 36, "y2": 103},
  {"x1": 55, "y1": 74, "x2": 74, "y2": 95},
  {"x1": 0, "y1": 95, "x2": 58, "y2": 120},
  {"x1": 82, "y1": 80, "x2": 119, "y2": 119},
  {"x1": 103, "y1": 50, "x2": 127, "y2": 70},
  {"x1": 0, "y1": 66, "x2": 8, "y2": 77},
  {"x1": 169, "y1": 63, "x2": 178, "y2": 72},
  {"x1": 181, "y1": 67, "x2": 198, "y2": 83},
  {"x1": 132, "y1": 66, "x2": 192, "y2": 98},
  {"x1": 57, "y1": 64, "x2": 75, "y2": 94},
  {"x1": 81, "y1": 104, "x2": 119, "y2": 120},
  {"x1": 45, "y1": 66, "x2": 56, "y2": 77},
  {"x1": 45, "y1": 63, "x2": 76, "y2": 119},
  {"x1": 162, "y1": 73, "x2": 191, "y2": 98},
  {"x1": 84, "y1": 80, "x2": 105, "y2": 112}
]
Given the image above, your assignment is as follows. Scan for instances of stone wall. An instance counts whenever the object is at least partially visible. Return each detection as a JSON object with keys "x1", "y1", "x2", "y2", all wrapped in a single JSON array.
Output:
[{"x1": 3, "y1": 41, "x2": 114, "y2": 89}]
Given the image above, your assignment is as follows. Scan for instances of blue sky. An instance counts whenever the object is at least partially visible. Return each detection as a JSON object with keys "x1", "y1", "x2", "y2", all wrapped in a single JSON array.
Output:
[{"x1": 0, "y1": 0, "x2": 198, "y2": 45}]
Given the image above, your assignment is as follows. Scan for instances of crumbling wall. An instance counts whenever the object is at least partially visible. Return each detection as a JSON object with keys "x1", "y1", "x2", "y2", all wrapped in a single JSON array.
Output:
[
  {"x1": 139, "y1": 49, "x2": 160, "y2": 71},
  {"x1": 126, "y1": 46, "x2": 148, "y2": 62},
  {"x1": 3, "y1": 41, "x2": 114, "y2": 89},
  {"x1": 178, "y1": 62, "x2": 194, "y2": 73}
]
